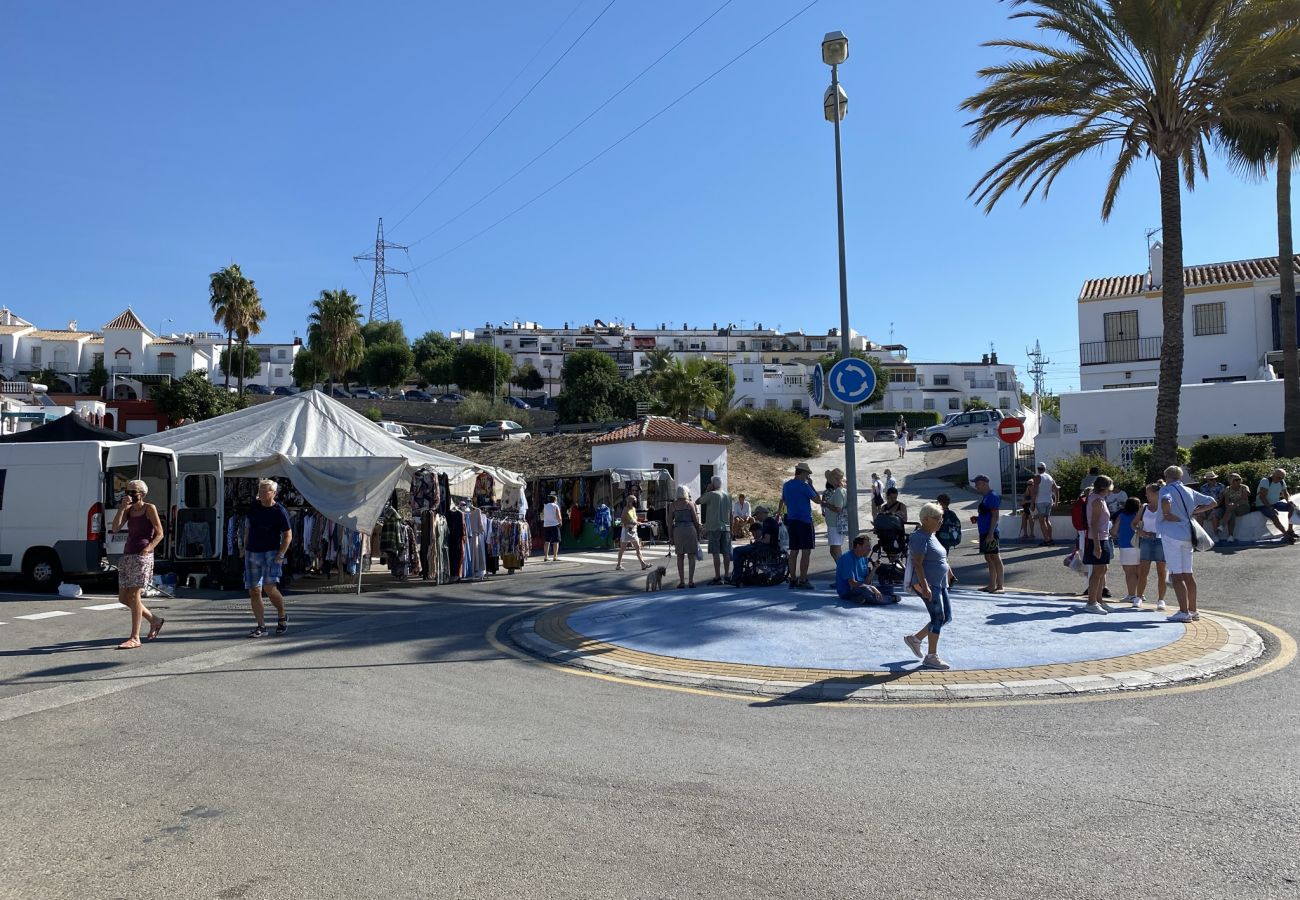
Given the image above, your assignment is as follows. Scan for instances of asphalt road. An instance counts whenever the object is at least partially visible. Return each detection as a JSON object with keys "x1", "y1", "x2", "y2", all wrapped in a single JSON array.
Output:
[{"x1": 1, "y1": 539, "x2": 1297, "y2": 900}]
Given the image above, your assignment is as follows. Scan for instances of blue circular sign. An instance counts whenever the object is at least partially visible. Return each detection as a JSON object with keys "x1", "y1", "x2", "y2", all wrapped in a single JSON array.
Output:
[
  {"x1": 827, "y1": 357, "x2": 876, "y2": 406},
  {"x1": 811, "y1": 364, "x2": 825, "y2": 408}
]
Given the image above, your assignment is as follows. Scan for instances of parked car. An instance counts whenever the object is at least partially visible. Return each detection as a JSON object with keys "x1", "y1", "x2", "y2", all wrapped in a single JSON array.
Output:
[
  {"x1": 916, "y1": 408, "x2": 1006, "y2": 447},
  {"x1": 871, "y1": 428, "x2": 899, "y2": 442},
  {"x1": 272, "y1": 386, "x2": 300, "y2": 396},
  {"x1": 243, "y1": 383, "x2": 273, "y2": 396},
  {"x1": 450, "y1": 424, "x2": 481, "y2": 443},
  {"x1": 378, "y1": 421, "x2": 411, "y2": 439},
  {"x1": 437, "y1": 393, "x2": 467, "y2": 405},
  {"x1": 481, "y1": 420, "x2": 530, "y2": 442},
  {"x1": 836, "y1": 430, "x2": 866, "y2": 444},
  {"x1": 503, "y1": 396, "x2": 530, "y2": 410},
  {"x1": 351, "y1": 388, "x2": 384, "y2": 400},
  {"x1": 401, "y1": 389, "x2": 435, "y2": 402},
  {"x1": 329, "y1": 386, "x2": 350, "y2": 399}
]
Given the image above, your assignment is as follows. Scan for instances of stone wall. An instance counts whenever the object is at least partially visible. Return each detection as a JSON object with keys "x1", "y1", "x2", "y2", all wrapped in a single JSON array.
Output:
[{"x1": 247, "y1": 394, "x2": 557, "y2": 429}]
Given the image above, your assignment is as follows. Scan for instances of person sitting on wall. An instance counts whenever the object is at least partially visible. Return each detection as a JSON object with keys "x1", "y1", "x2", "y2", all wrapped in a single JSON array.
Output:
[{"x1": 1258, "y1": 468, "x2": 1298, "y2": 544}]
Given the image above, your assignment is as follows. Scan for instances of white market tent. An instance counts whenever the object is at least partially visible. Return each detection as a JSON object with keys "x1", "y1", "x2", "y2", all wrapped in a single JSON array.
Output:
[{"x1": 132, "y1": 390, "x2": 523, "y2": 532}]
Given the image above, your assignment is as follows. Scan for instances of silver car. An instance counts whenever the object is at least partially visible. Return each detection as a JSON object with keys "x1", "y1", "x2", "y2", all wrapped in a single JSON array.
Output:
[{"x1": 917, "y1": 409, "x2": 1005, "y2": 447}]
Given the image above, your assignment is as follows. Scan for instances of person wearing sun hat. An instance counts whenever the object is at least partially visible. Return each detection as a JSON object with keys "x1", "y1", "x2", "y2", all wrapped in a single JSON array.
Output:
[
  {"x1": 778, "y1": 461, "x2": 823, "y2": 589},
  {"x1": 822, "y1": 467, "x2": 848, "y2": 562}
]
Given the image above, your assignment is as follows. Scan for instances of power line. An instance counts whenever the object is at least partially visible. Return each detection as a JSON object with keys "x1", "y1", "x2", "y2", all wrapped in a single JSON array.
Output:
[
  {"x1": 404, "y1": 0, "x2": 738, "y2": 249},
  {"x1": 410, "y1": 0, "x2": 822, "y2": 272},
  {"x1": 353, "y1": 218, "x2": 408, "y2": 323},
  {"x1": 387, "y1": 0, "x2": 621, "y2": 235}
]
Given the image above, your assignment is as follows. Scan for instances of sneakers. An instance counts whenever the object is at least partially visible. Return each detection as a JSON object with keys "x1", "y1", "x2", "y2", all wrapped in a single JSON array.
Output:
[
  {"x1": 920, "y1": 654, "x2": 950, "y2": 670},
  {"x1": 248, "y1": 625, "x2": 266, "y2": 638},
  {"x1": 903, "y1": 634, "x2": 924, "y2": 659},
  {"x1": 1130, "y1": 596, "x2": 1142, "y2": 608},
  {"x1": 1189, "y1": 611, "x2": 1201, "y2": 621},
  {"x1": 1083, "y1": 602, "x2": 1108, "y2": 615},
  {"x1": 1102, "y1": 587, "x2": 1112, "y2": 598},
  {"x1": 1166, "y1": 611, "x2": 1193, "y2": 623},
  {"x1": 1155, "y1": 598, "x2": 1167, "y2": 611}
]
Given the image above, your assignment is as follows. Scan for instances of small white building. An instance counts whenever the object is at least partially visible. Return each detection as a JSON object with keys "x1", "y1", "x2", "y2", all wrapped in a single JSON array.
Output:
[{"x1": 590, "y1": 417, "x2": 731, "y2": 499}]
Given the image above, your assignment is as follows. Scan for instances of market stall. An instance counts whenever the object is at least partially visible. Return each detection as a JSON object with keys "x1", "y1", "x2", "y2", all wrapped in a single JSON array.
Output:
[{"x1": 525, "y1": 467, "x2": 675, "y2": 551}]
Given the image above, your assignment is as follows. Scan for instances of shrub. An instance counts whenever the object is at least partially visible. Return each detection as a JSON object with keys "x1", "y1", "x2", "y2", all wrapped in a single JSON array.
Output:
[
  {"x1": 1188, "y1": 434, "x2": 1274, "y2": 473},
  {"x1": 717, "y1": 408, "x2": 753, "y2": 435},
  {"x1": 1130, "y1": 443, "x2": 1189, "y2": 479},
  {"x1": 740, "y1": 408, "x2": 820, "y2": 457},
  {"x1": 457, "y1": 392, "x2": 531, "y2": 426},
  {"x1": 1212, "y1": 457, "x2": 1300, "y2": 492},
  {"x1": 1047, "y1": 453, "x2": 1125, "y2": 499},
  {"x1": 362, "y1": 406, "x2": 383, "y2": 423}
]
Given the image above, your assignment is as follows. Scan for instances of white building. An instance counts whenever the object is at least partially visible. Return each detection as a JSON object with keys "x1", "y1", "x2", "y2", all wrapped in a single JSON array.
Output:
[
  {"x1": 811, "y1": 346, "x2": 1024, "y2": 419},
  {"x1": 590, "y1": 416, "x2": 731, "y2": 499},
  {"x1": 190, "y1": 335, "x2": 304, "y2": 389},
  {"x1": 1035, "y1": 246, "x2": 1293, "y2": 467}
]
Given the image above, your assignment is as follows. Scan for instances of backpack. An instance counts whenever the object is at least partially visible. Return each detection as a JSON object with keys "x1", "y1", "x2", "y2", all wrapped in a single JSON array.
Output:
[
  {"x1": 1070, "y1": 496, "x2": 1088, "y2": 531},
  {"x1": 937, "y1": 511, "x2": 962, "y2": 549}
]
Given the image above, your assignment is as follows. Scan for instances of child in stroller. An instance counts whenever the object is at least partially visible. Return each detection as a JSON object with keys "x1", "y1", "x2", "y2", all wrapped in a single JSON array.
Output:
[{"x1": 870, "y1": 512, "x2": 910, "y2": 595}]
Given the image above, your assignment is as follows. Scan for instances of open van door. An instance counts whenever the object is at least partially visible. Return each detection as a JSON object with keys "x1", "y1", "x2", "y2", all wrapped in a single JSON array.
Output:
[
  {"x1": 104, "y1": 444, "x2": 142, "y2": 562},
  {"x1": 174, "y1": 453, "x2": 223, "y2": 562}
]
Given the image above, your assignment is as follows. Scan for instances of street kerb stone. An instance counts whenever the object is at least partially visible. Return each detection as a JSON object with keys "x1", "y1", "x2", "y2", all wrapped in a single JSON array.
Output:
[{"x1": 502, "y1": 589, "x2": 1272, "y2": 703}]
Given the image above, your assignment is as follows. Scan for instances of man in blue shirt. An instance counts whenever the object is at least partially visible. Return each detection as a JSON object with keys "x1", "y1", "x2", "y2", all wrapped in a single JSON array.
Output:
[
  {"x1": 778, "y1": 462, "x2": 823, "y2": 590},
  {"x1": 835, "y1": 534, "x2": 880, "y2": 603},
  {"x1": 969, "y1": 474, "x2": 1004, "y2": 593}
]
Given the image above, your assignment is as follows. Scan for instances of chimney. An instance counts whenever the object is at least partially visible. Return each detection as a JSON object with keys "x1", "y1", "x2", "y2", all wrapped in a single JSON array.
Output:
[
  {"x1": 981, "y1": 353, "x2": 989, "y2": 365},
  {"x1": 991, "y1": 351, "x2": 998, "y2": 364},
  {"x1": 293, "y1": 336, "x2": 302, "y2": 346},
  {"x1": 1149, "y1": 240, "x2": 1163, "y2": 289},
  {"x1": 0, "y1": 307, "x2": 10, "y2": 326}
]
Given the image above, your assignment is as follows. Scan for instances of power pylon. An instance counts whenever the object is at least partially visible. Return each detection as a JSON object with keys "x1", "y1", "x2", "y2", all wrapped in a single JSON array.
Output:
[
  {"x1": 354, "y1": 218, "x2": 408, "y2": 323},
  {"x1": 1026, "y1": 340, "x2": 1051, "y2": 397}
]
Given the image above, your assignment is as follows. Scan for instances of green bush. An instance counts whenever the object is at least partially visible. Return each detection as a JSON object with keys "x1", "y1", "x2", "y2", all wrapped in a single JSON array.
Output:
[
  {"x1": 740, "y1": 408, "x2": 820, "y2": 457},
  {"x1": 853, "y1": 411, "x2": 941, "y2": 429},
  {"x1": 1130, "y1": 443, "x2": 1190, "y2": 479},
  {"x1": 362, "y1": 406, "x2": 383, "y2": 423},
  {"x1": 1188, "y1": 434, "x2": 1275, "y2": 473},
  {"x1": 1047, "y1": 454, "x2": 1126, "y2": 499},
  {"x1": 717, "y1": 408, "x2": 753, "y2": 435},
  {"x1": 457, "y1": 392, "x2": 531, "y2": 426},
  {"x1": 1210, "y1": 457, "x2": 1300, "y2": 492}
]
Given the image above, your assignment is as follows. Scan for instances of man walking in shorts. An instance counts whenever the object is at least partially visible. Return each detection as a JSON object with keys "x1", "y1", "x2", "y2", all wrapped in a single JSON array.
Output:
[
  {"x1": 970, "y1": 474, "x2": 1004, "y2": 593},
  {"x1": 244, "y1": 479, "x2": 293, "y2": 638},
  {"x1": 697, "y1": 476, "x2": 733, "y2": 585},
  {"x1": 778, "y1": 462, "x2": 822, "y2": 590},
  {"x1": 1031, "y1": 463, "x2": 1059, "y2": 545}
]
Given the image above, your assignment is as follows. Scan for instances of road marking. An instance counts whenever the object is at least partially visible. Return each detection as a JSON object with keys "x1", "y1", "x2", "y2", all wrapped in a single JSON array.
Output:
[
  {"x1": 15, "y1": 611, "x2": 75, "y2": 621},
  {"x1": 561, "y1": 553, "x2": 621, "y2": 566},
  {"x1": 82, "y1": 603, "x2": 124, "y2": 611}
]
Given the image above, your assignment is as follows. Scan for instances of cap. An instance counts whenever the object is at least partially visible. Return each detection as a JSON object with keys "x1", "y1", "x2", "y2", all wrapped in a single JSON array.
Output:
[
  {"x1": 795, "y1": 462, "x2": 812, "y2": 474},
  {"x1": 972, "y1": 474, "x2": 990, "y2": 484},
  {"x1": 754, "y1": 505, "x2": 770, "y2": 516}
]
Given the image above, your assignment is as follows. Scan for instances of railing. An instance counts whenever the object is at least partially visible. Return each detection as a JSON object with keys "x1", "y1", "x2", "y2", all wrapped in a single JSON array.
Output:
[
  {"x1": 967, "y1": 379, "x2": 997, "y2": 389},
  {"x1": 1080, "y1": 336, "x2": 1162, "y2": 365}
]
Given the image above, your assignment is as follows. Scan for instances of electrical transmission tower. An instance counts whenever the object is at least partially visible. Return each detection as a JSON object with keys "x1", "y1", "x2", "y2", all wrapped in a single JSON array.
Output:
[
  {"x1": 1025, "y1": 340, "x2": 1051, "y2": 397},
  {"x1": 353, "y1": 218, "x2": 408, "y2": 323}
]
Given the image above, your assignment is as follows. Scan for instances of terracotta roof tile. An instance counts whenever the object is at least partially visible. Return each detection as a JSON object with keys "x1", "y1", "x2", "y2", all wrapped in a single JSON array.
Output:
[
  {"x1": 1080, "y1": 254, "x2": 1300, "y2": 300},
  {"x1": 26, "y1": 330, "x2": 97, "y2": 340},
  {"x1": 589, "y1": 416, "x2": 732, "y2": 446},
  {"x1": 103, "y1": 308, "x2": 148, "y2": 330}
]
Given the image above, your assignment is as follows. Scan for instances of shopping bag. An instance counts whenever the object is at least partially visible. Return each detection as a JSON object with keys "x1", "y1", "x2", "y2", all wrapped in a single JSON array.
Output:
[{"x1": 1190, "y1": 519, "x2": 1216, "y2": 552}]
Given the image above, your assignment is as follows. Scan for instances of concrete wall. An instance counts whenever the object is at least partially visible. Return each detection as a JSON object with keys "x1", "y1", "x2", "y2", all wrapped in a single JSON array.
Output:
[
  {"x1": 247, "y1": 394, "x2": 558, "y2": 429},
  {"x1": 592, "y1": 440, "x2": 728, "y2": 498}
]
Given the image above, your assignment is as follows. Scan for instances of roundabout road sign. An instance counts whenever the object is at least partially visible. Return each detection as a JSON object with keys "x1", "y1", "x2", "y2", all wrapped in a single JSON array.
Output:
[
  {"x1": 811, "y1": 364, "x2": 825, "y2": 408},
  {"x1": 997, "y1": 417, "x2": 1026, "y2": 444},
  {"x1": 827, "y1": 357, "x2": 876, "y2": 406}
]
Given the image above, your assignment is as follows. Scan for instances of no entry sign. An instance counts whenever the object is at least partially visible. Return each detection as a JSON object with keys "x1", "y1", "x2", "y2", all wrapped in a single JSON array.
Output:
[{"x1": 997, "y1": 417, "x2": 1025, "y2": 444}]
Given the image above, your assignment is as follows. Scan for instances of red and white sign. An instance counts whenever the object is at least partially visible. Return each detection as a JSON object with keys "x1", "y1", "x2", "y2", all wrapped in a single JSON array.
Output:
[{"x1": 996, "y1": 417, "x2": 1025, "y2": 444}]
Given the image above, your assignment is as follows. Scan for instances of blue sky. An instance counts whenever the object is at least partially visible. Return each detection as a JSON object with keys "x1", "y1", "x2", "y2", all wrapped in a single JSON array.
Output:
[{"x1": 1, "y1": 0, "x2": 1288, "y2": 392}]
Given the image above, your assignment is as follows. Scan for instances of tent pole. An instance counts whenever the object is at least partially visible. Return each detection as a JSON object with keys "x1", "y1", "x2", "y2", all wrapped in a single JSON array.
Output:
[{"x1": 356, "y1": 554, "x2": 363, "y2": 595}]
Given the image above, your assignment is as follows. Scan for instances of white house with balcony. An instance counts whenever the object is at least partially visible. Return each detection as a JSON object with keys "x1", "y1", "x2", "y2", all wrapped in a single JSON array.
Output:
[
  {"x1": 813, "y1": 346, "x2": 1024, "y2": 419},
  {"x1": 1035, "y1": 245, "x2": 1295, "y2": 468}
]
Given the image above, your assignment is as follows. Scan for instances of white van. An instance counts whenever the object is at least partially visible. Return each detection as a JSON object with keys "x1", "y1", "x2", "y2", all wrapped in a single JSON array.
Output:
[{"x1": 0, "y1": 441, "x2": 223, "y2": 590}]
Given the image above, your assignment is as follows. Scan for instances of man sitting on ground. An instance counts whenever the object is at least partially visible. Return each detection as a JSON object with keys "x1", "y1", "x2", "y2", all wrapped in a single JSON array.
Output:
[
  {"x1": 1258, "y1": 468, "x2": 1298, "y2": 544},
  {"x1": 835, "y1": 534, "x2": 883, "y2": 604}
]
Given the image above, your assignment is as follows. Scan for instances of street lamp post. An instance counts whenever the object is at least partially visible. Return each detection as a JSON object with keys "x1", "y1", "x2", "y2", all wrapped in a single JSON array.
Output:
[{"x1": 822, "y1": 30, "x2": 858, "y2": 538}]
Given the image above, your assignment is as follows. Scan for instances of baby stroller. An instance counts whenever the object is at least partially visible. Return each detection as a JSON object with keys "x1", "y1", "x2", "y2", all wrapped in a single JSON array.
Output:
[
  {"x1": 733, "y1": 545, "x2": 790, "y2": 587},
  {"x1": 870, "y1": 513, "x2": 909, "y2": 593}
]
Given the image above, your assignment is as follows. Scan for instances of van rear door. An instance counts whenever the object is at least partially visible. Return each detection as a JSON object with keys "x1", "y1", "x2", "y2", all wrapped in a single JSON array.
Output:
[
  {"x1": 139, "y1": 447, "x2": 175, "y2": 559},
  {"x1": 174, "y1": 453, "x2": 223, "y2": 561},
  {"x1": 104, "y1": 444, "x2": 142, "y2": 560}
]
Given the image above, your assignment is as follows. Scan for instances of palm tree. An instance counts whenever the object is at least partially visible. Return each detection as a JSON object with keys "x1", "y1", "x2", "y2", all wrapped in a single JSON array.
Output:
[
  {"x1": 962, "y1": 0, "x2": 1300, "y2": 476},
  {"x1": 233, "y1": 287, "x2": 267, "y2": 397},
  {"x1": 307, "y1": 289, "x2": 364, "y2": 394},
  {"x1": 643, "y1": 346, "x2": 675, "y2": 387},
  {"x1": 653, "y1": 358, "x2": 722, "y2": 421},
  {"x1": 209, "y1": 264, "x2": 254, "y2": 390},
  {"x1": 1218, "y1": 96, "x2": 1300, "y2": 456}
]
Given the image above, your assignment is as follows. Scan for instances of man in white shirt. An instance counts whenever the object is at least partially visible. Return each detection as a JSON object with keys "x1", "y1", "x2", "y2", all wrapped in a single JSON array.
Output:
[
  {"x1": 1031, "y1": 463, "x2": 1059, "y2": 546},
  {"x1": 541, "y1": 493, "x2": 562, "y2": 561}
]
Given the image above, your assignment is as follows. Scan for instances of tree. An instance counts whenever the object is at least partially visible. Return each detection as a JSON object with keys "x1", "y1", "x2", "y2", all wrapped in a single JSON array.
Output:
[
  {"x1": 1218, "y1": 82, "x2": 1300, "y2": 456},
  {"x1": 151, "y1": 370, "x2": 245, "y2": 423},
  {"x1": 422, "y1": 355, "x2": 455, "y2": 391},
  {"x1": 85, "y1": 356, "x2": 108, "y2": 395},
  {"x1": 558, "y1": 370, "x2": 618, "y2": 424},
  {"x1": 291, "y1": 347, "x2": 322, "y2": 388},
  {"x1": 963, "y1": 0, "x2": 1300, "y2": 476},
  {"x1": 451, "y1": 343, "x2": 513, "y2": 396},
  {"x1": 653, "y1": 358, "x2": 723, "y2": 421},
  {"x1": 220, "y1": 345, "x2": 263, "y2": 383},
  {"x1": 411, "y1": 330, "x2": 455, "y2": 370},
  {"x1": 208, "y1": 263, "x2": 256, "y2": 390},
  {"x1": 643, "y1": 346, "x2": 675, "y2": 386},
  {"x1": 697, "y1": 358, "x2": 736, "y2": 420},
  {"x1": 560, "y1": 348, "x2": 618, "y2": 386},
  {"x1": 964, "y1": 397, "x2": 993, "y2": 412},
  {"x1": 232, "y1": 287, "x2": 266, "y2": 397},
  {"x1": 511, "y1": 363, "x2": 545, "y2": 394},
  {"x1": 811, "y1": 350, "x2": 887, "y2": 406},
  {"x1": 362, "y1": 342, "x2": 415, "y2": 389},
  {"x1": 307, "y1": 289, "x2": 364, "y2": 393},
  {"x1": 30, "y1": 367, "x2": 58, "y2": 389},
  {"x1": 361, "y1": 320, "x2": 407, "y2": 348}
]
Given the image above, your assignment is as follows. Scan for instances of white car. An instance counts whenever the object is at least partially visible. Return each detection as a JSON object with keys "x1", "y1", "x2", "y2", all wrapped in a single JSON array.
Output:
[
  {"x1": 481, "y1": 420, "x2": 531, "y2": 441},
  {"x1": 378, "y1": 421, "x2": 411, "y2": 439},
  {"x1": 836, "y1": 430, "x2": 865, "y2": 443}
]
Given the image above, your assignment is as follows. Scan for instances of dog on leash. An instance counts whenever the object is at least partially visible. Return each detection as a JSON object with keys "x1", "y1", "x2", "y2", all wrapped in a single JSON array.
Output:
[{"x1": 644, "y1": 565, "x2": 667, "y2": 593}]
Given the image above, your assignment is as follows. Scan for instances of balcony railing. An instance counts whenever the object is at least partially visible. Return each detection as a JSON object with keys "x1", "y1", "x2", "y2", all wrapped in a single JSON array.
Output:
[
  {"x1": 967, "y1": 379, "x2": 997, "y2": 389},
  {"x1": 1080, "y1": 336, "x2": 1163, "y2": 365}
]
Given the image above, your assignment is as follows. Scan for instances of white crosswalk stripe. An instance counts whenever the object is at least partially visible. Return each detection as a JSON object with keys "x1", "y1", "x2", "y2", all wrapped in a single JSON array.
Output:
[
  {"x1": 15, "y1": 610, "x2": 75, "y2": 621},
  {"x1": 82, "y1": 603, "x2": 125, "y2": 611},
  {"x1": 560, "y1": 553, "x2": 622, "y2": 566}
]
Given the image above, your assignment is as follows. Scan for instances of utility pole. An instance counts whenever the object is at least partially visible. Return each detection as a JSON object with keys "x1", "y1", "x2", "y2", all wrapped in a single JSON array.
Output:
[
  {"x1": 354, "y1": 218, "x2": 408, "y2": 323},
  {"x1": 1025, "y1": 340, "x2": 1051, "y2": 416}
]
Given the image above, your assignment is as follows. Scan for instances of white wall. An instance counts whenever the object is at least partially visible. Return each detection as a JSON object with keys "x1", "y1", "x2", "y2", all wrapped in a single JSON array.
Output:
[{"x1": 592, "y1": 441, "x2": 728, "y2": 498}]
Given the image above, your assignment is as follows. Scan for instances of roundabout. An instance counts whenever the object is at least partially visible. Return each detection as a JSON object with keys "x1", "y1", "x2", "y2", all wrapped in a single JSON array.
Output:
[{"x1": 506, "y1": 584, "x2": 1269, "y2": 702}]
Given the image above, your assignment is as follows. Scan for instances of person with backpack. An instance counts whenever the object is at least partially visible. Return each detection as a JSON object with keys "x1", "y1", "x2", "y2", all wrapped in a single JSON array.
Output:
[{"x1": 935, "y1": 493, "x2": 963, "y2": 585}]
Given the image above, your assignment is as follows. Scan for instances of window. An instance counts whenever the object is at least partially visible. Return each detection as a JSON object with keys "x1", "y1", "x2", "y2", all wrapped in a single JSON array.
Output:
[
  {"x1": 156, "y1": 355, "x2": 175, "y2": 375},
  {"x1": 742, "y1": 372, "x2": 754, "y2": 382},
  {"x1": 949, "y1": 398, "x2": 961, "y2": 410},
  {"x1": 1103, "y1": 310, "x2": 1141, "y2": 361},
  {"x1": 30, "y1": 346, "x2": 40, "y2": 365},
  {"x1": 902, "y1": 396, "x2": 913, "y2": 409},
  {"x1": 274, "y1": 368, "x2": 285, "y2": 378},
  {"x1": 1103, "y1": 382, "x2": 1156, "y2": 389},
  {"x1": 1193, "y1": 302, "x2": 1226, "y2": 336},
  {"x1": 791, "y1": 398, "x2": 804, "y2": 410},
  {"x1": 503, "y1": 340, "x2": 512, "y2": 348},
  {"x1": 276, "y1": 348, "x2": 287, "y2": 359},
  {"x1": 93, "y1": 353, "x2": 103, "y2": 368},
  {"x1": 183, "y1": 474, "x2": 217, "y2": 508},
  {"x1": 765, "y1": 399, "x2": 778, "y2": 408},
  {"x1": 1080, "y1": 440, "x2": 1107, "y2": 459},
  {"x1": 742, "y1": 398, "x2": 754, "y2": 408},
  {"x1": 923, "y1": 398, "x2": 935, "y2": 410},
  {"x1": 889, "y1": 372, "x2": 916, "y2": 383},
  {"x1": 933, "y1": 375, "x2": 950, "y2": 386},
  {"x1": 999, "y1": 397, "x2": 1010, "y2": 409},
  {"x1": 962, "y1": 371, "x2": 975, "y2": 382},
  {"x1": 916, "y1": 375, "x2": 925, "y2": 386},
  {"x1": 1202, "y1": 375, "x2": 1245, "y2": 384}
]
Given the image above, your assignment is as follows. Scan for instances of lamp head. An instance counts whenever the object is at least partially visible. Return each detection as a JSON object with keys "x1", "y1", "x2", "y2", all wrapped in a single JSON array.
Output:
[
  {"x1": 822, "y1": 31, "x2": 849, "y2": 66},
  {"x1": 823, "y1": 83, "x2": 848, "y2": 122}
]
